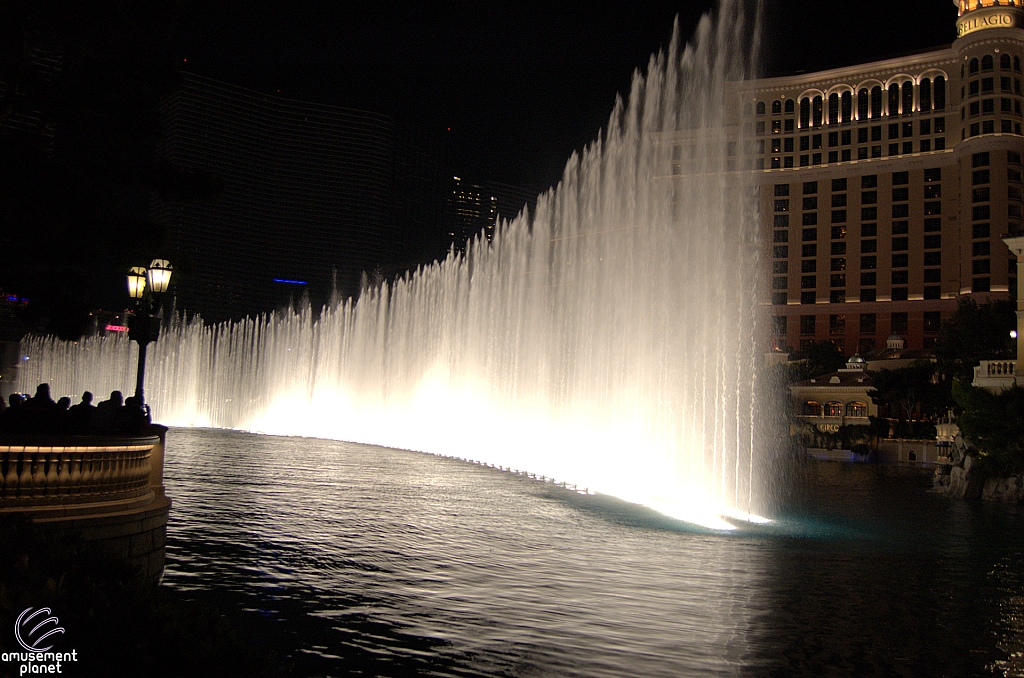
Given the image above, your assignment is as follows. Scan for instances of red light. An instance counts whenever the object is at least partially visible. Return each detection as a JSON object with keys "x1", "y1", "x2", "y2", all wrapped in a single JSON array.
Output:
[{"x1": 105, "y1": 324, "x2": 129, "y2": 333}]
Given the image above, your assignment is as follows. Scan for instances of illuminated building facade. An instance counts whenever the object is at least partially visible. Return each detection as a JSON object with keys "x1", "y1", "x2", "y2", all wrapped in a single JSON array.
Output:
[{"x1": 747, "y1": 0, "x2": 1024, "y2": 354}]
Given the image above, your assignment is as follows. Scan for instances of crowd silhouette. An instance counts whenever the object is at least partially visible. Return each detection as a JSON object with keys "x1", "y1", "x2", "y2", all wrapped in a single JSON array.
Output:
[{"x1": 0, "y1": 384, "x2": 152, "y2": 435}]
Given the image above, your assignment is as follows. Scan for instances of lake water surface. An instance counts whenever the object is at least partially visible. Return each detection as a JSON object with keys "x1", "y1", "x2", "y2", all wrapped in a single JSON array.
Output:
[{"x1": 161, "y1": 428, "x2": 1024, "y2": 677}]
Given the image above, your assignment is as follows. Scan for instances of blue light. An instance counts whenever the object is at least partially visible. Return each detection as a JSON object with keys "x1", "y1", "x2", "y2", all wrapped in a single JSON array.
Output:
[{"x1": 273, "y1": 279, "x2": 308, "y2": 286}]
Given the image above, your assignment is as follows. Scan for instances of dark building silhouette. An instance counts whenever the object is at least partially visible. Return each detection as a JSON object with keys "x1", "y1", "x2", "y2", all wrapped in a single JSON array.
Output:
[
  {"x1": 153, "y1": 72, "x2": 448, "y2": 322},
  {"x1": 444, "y1": 177, "x2": 539, "y2": 252}
]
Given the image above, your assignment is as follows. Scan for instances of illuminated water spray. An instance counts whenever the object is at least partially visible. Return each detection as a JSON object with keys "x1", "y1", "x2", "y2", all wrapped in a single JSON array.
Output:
[{"x1": 20, "y1": 1, "x2": 771, "y2": 529}]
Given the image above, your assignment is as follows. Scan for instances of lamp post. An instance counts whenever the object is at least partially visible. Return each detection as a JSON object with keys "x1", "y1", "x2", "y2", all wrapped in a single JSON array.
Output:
[{"x1": 126, "y1": 259, "x2": 173, "y2": 406}]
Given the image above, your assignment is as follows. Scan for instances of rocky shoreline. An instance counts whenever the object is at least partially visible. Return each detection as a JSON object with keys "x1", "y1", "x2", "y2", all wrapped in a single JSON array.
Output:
[{"x1": 932, "y1": 435, "x2": 1024, "y2": 503}]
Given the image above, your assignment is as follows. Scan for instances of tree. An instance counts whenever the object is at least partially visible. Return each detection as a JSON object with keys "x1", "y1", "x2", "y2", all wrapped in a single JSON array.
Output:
[
  {"x1": 934, "y1": 298, "x2": 1017, "y2": 384},
  {"x1": 870, "y1": 361, "x2": 947, "y2": 436},
  {"x1": 788, "y1": 340, "x2": 846, "y2": 382},
  {"x1": 953, "y1": 382, "x2": 1024, "y2": 475}
]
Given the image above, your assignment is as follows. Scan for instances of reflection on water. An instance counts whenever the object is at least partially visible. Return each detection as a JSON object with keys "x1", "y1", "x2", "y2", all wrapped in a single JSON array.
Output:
[{"x1": 162, "y1": 429, "x2": 1024, "y2": 677}]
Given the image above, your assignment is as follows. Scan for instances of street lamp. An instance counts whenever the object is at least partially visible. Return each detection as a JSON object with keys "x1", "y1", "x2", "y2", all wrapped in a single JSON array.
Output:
[{"x1": 126, "y1": 259, "x2": 173, "y2": 406}]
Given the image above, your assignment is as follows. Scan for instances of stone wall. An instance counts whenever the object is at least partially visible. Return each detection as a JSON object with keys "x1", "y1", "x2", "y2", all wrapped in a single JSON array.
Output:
[{"x1": 932, "y1": 434, "x2": 1024, "y2": 504}]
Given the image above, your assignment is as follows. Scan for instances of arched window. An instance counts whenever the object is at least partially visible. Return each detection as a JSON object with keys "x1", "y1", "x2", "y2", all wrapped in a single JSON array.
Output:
[
  {"x1": 1016, "y1": 56, "x2": 1022, "y2": 72},
  {"x1": 858, "y1": 89, "x2": 869, "y2": 120},
  {"x1": 812, "y1": 95, "x2": 823, "y2": 126},
  {"x1": 1002, "y1": 54, "x2": 1012, "y2": 70},
  {"x1": 785, "y1": 99, "x2": 795, "y2": 113},
  {"x1": 902, "y1": 82, "x2": 914, "y2": 115},
  {"x1": 841, "y1": 91, "x2": 853, "y2": 123},
  {"x1": 825, "y1": 401, "x2": 843, "y2": 417},
  {"x1": 743, "y1": 102, "x2": 753, "y2": 116},
  {"x1": 800, "y1": 98, "x2": 811, "y2": 128},
  {"x1": 934, "y1": 76, "x2": 946, "y2": 110},
  {"x1": 772, "y1": 100, "x2": 782, "y2": 114},
  {"x1": 982, "y1": 55, "x2": 994, "y2": 72},
  {"x1": 845, "y1": 402, "x2": 867, "y2": 418},
  {"x1": 920, "y1": 78, "x2": 932, "y2": 112},
  {"x1": 803, "y1": 401, "x2": 822, "y2": 416},
  {"x1": 871, "y1": 86, "x2": 883, "y2": 118},
  {"x1": 828, "y1": 93, "x2": 840, "y2": 124},
  {"x1": 757, "y1": 101, "x2": 766, "y2": 115},
  {"x1": 970, "y1": 58, "x2": 979, "y2": 75},
  {"x1": 888, "y1": 83, "x2": 900, "y2": 115}
]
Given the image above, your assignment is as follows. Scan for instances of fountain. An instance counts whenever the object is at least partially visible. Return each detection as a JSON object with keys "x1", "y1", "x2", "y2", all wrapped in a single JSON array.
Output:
[{"x1": 18, "y1": 0, "x2": 772, "y2": 530}]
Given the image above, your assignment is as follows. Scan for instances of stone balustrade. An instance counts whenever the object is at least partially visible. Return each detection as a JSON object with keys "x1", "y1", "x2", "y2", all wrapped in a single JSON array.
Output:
[
  {"x1": 973, "y1": 360, "x2": 1019, "y2": 392},
  {"x1": 982, "y1": 360, "x2": 1018, "y2": 376},
  {"x1": 0, "y1": 435, "x2": 157, "y2": 511}
]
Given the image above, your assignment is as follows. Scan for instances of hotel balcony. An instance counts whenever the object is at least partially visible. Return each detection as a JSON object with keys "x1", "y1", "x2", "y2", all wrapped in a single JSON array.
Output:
[{"x1": 972, "y1": 360, "x2": 1019, "y2": 392}]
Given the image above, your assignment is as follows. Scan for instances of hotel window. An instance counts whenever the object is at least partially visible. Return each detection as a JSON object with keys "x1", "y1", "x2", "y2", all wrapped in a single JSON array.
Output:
[
  {"x1": 892, "y1": 270, "x2": 909, "y2": 285},
  {"x1": 893, "y1": 204, "x2": 909, "y2": 219},
  {"x1": 828, "y1": 93, "x2": 840, "y2": 124},
  {"x1": 801, "y1": 292, "x2": 816, "y2": 305},
  {"x1": 924, "y1": 201, "x2": 941, "y2": 215},
  {"x1": 862, "y1": 223, "x2": 878, "y2": 237},
  {"x1": 813, "y1": 153, "x2": 822, "y2": 165},
  {"x1": 920, "y1": 78, "x2": 932, "y2": 112},
  {"x1": 842, "y1": 91, "x2": 853, "y2": 122},
  {"x1": 935, "y1": 138, "x2": 946, "y2": 150},
  {"x1": 1003, "y1": 120, "x2": 1013, "y2": 134},
  {"x1": 925, "y1": 251, "x2": 941, "y2": 266},
  {"x1": 803, "y1": 213, "x2": 818, "y2": 226},
  {"x1": 773, "y1": 119, "x2": 782, "y2": 134},
  {"x1": 861, "y1": 289, "x2": 877, "y2": 302},
  {"x1": 893, "y1": 171, "x2": 908, "y2": 185},
  {"x1": 902, "y1": 122, "x2": 913, "y2": 137},
  {"x1": 888, "y1": 123, "x2": 899, "y2": 139},
  {"x1": 800, "y1": 136, "x2": 810, "y2": 151},
  {"x1": 829, "y1": 151, "x2": 839, "y2": 164},
  {"x1": 773, "y1": 276, "x2": 788, "y2": 289},
  {"x1": 774, "y1": 215, "x2": 789, "y2": 228},
  {"x1": 924, "y1": 235, "x2": 942, "y2": 249},
  {"x1": 924, "y1": 218, "x2": 942, "y2": 232},
  {"x1": 772, "y1": 138, "x2": 782, "y2": 153},
  {"x1": 903, "y1": 142, "x2": 913, "y2": 154},
  {"x1": 842, "y1": 149, "x2": 852, "y2": 162},
  {"x1": 757, "y1": 140, "x2": 766, "y2": 154},
  {"x1": 773, "y1": 261, "x2": 789, "y2": 274},
  {"x1": 872, "y1": 145, "x2": 883, "y2": 158},
  {"x1": 786, "y1": 99, "x2": 795, "y2": 113},
  {"x1": 774, "y1": 246, "x2": 789, "y2": 258},
  {"x1": 861, "y1": 240, "x2": 877, "y2": 253},
  {"x1": 800, "y1": 316, "x2": 816, "y2": 334},
  {"x1": 970, "y1": 101, "x2": 980, "y2": 116},
  {"x1": 924, "y1": 311, "x2": 941, "y2": 333},
  {"x1": 892, "y1": 253, "x2": 909, "y2": 267},
  {"x1": 802, "y1": 244, "x2": 817, "y2": 257},
  {"x1": 974, "y1": 168, "x2": 991, "y2": 184},
  {"x1": 831, "y1": 274, "x2": 846, "y2": 288},
  {"x1": 983, "y1": 98, "x2": 995, "y2": 114},
  {"x1": 832, "y1": 193, "x2": 847, "y2": 207},
  {"x1": 824, "y1": 401, "x2": 843, "y2": 418},
  {"x1": 1011, "y1": 168, "x2": 1023, "y2": 182},
  {"x1": 973, "y1": 260, "x2": 991, "y2": 275},
  {"x1": 813, "y1": 96, "x2": 823, "y2": 126},
  {"x1": 832, "y1": 210, "x2": 847, "y2": 223},
  {"x1": 802, "y1": 401, "x2": 822, "y2": 416},
  {"x1": 757, "y1": 102, "x2": 766, "y2": 115},
  {"x1": 772, "y1": 100, "x2": 782, "y2": 114},
  {"x1": 785, "y1": 119, "x2": 795, "y2": 132},
  {"x1": 892, "y1": 237, "x2": 909, "y2": 251},
  {"x1": 861, "y1": 256, "x2": 877, "y2": 269},
  {"x1": 831, "y1": 226, "x2": 847, "y2": 240},
  {"x1": 983, "y1": 78, "x2": 994, "y2": 94},
  {"x1": 892, "y1": 221, "x2": 908, "y2": 235},
  {"x1": 921, "y1": 119, "x2": 932, "y2": 135},
  {"x1": 1016, "y1": 56, "x2": 1022, "y2": 72},
  {"x1": 860, "y1": 313, "x2": 877, "y2": 334},
  {"x1": 774, "y1": 199, "x2": 790, "y2": 212},
  {"x1": 892, "y1": 288, "x2": 909, "y2": 301},
  {"x1": 893, "y1": 187, "x2": 909, "y2": 201},
  {"x1": 973, "y1": 223, "x2": 991, "y2": 239},
  {"x1": 829, "y1": 131, "x2": 839, "y2": 147},
  {"x1": 970, "y1": 58, "x2": 979, "y2": 75},
  {"x1": 969, "y1": 80, "x2": 980, "y2": 97},
  {"x1": 925, "y1": 286, "x2": 941, "y2": 300},
  {"x1": 846, "y1": 402, "x2": 867, "y2": 418},
  {"x1": 803, "y1": 196, "x2": 818, "y2": 210},
  {"x1": 924, "y1": 167, "x2": 941, "y2": 182},
  {"x1": 974, "y1": 187, "x2": 991, "y2": 202},
  {"x1": 802, "y1": 259, "x2": 817, "y2": 273},
  {"x1": 831, "y1": 258, "x2": 847, "y2": 271},
  {"x1": 935, "y1": 117, "x2": 945, "y2": 133},
  {"x1": 800, "y1": 98, "x2": 810, "y2": 127},
  {"x1": 924, "y1": 269, "x2": 941, "y2": 283},
  {"x1": 858, "y1": 89, "x2": 869, "y2": 119},
  {"x1": 862, "y1": 175, "x2": 878, "y2": 188},
  {"x1": 974, "y1": 151, "x2": 991, "y2": 167},
  {"x1": 804, "y1": 181, "x2": 818, "y2": 194},
  {"x1": 974, "y1": 278, "x2": 991, "y2": 292},
  {"x1": 830, "y1": 314, "x2": 846, "y2": 333},
  {"x1": 924, "y1": 183, "x2": 941, "y2": 198},
  {"x1": 888, "y1": 84, "x2": 900, "y2": 115},
  {"x1": 831, "y1": 242, "x2": 847, "y2": 255},
  {"x1": 871, "y1": 86, "x2": 884, "y2": 117},
  {"x1": 803, "y1": 228, "x2": 818, "y2": 241},
  {"x1": 841, "y1": 130, "x2": 852, "y2": 145},
  {"x1": 1010, "y1": 150, "x2": 1023, "y2": 164},
  {"x1": 784, "y1": 138, "x2": 794, "y2": 152},
  {"x1": 813, "y1": 134, "x2": 822, "y2": 149},
  {"x1": 935, "y1": 77, "x2": 946, "y2": 109},
  {"x1": 862, "y1": 206, "x2": 877, "y2": 220},
  {"x1": 774, "y1": 231, "x2": 789, "y2": 243},
  {"x1": 756, "y1": 121, "x2": 766, "y2": 134},
  {"x1": 1003, "y1": 77, "x2": 1013, "y2": 93},
  {"x1": 772, "y1": 316, "x2": 787, "y2": 334},
  {"x1": 832, "y1": 178, "x2": 847, "y2": 192},
  {"x1": 1003, "y1": 54, "x2": 1012, "y2": 70}
]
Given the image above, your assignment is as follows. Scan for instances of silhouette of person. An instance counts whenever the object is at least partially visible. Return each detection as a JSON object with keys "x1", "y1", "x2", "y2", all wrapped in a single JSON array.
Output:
[
  {"x1": 67, "y1": 391, "x2": 97, "y2": 434},
  {"x1": 21, "y1": 383, "x2": 58, "y2": 433},
  {"x1": 92, "y1": 390, "x2": 124, "y2": 434},
  {"x1": 0, "y1": 393, "x2": 25, "y2": 433}
]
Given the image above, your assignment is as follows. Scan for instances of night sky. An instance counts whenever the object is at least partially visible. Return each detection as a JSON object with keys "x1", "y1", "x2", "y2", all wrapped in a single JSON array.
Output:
[{"x1": 170, "y1": 1, "x2": 960, "y2": 191}]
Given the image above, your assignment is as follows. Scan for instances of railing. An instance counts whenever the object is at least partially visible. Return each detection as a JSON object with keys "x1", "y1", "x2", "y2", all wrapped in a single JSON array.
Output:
[
  {"x1": 979, "y1": 360, "x2": 1018, "y2": 377},
  {"x1": 0, "y1": 435, "x2": 157, "y2": 510}
]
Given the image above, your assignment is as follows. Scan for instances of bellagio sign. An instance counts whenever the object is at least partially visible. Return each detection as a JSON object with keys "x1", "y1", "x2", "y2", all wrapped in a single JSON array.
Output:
[{"x1": 957, "y1": 11, "x2": 1019, "y2": 38}]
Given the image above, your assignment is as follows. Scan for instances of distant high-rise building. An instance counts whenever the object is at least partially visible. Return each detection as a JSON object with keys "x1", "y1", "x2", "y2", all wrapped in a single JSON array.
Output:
[
  {"x1": 153, "y1": 72, "x2": 447, "y2": 322},
  {"x1": 444, "y1": 177, "x2": 538, "y2": 252},
  {"x1": 730, "y1": 1, "x2": 1024, "y2": 354}
]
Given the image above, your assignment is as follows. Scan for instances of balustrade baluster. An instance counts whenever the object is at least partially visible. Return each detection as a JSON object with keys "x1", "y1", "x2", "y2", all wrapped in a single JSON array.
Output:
[{"x1": 69, "y1": 453, "x2": 82, "y2": 495}]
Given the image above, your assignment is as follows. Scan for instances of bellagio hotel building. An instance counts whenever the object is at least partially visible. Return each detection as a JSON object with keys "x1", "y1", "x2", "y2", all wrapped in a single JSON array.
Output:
[{"x1": 747, "y1": 0, "x2": 1024, "y2": 355}]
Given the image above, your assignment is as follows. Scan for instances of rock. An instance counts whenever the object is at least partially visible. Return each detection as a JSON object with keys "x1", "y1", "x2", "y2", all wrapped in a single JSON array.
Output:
[{"x1": 982, "y1": 476, "x2": 1024, "y2": 503}]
